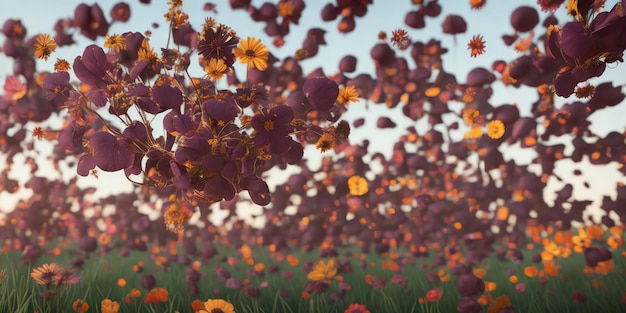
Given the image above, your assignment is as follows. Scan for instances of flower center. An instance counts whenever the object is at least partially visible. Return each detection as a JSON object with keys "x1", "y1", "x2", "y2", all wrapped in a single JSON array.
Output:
[
  {"x1": 210, "y1": 309, "x2": 225, "y2": 313},
  {"x1": 264, "y1": 120, "x2": 274, "y2": 131},
  {"x1": 245, "y1": 49, "x2": 255, "y2": 57}
]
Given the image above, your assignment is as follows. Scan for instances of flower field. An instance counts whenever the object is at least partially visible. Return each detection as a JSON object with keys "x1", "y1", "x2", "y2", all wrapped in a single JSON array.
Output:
[
  {"x1": 2, "y1": 0, "x2": 626, "y2": 312},
  {"x1": 1, "y1": 225, "x2": 626, "y2": 313}
]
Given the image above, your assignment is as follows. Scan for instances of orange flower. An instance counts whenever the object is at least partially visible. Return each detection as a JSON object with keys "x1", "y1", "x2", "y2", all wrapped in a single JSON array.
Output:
[
  {"x1": 487, "y1": 295, "x2": 511, "y2": 313},
  {"x1": 117, "y1": 278, "x2": 127, "y2": 287},
  {"x1": 34, "y1": 33, "x2": 57, "y2": 60},
  {"x1": 467, "y1": 34, "x2": 486, "y2": 57},
  {"x1": 424, "y1": 288, "x2": 442, "y2": 302},
  {"x1": 486, "y1": 119, "x2": 505, "y2": 139},
  {"x1": 347, "y1": 175, "x2": 368, "y2": 196},
  {"x1": 307, "y1": 259, "x2": 337, "y2": 281},
  {"x1": 191, "y1": 299, "x2": 205, "y2": 311},
  {"x1": 234, "y1": 37, "x2": 269, "y2": 71},
  {"x1": 470, "y1": 0, "x2": 487, "y2": 10},
  {"x1": 524, "y1": 265, "x2": 539, "y2": 278},
  {"x1": 144, "y1": 287, "x2": 169, "y2": 304},
  {"x1": 72, "y1": 299, "x2": 89, "y2": 312},
  {"x1": 101, "y1": 299, "x2": 120, "y2": 313},
  {"x1": 130, "y1": 287, "x2": 141, "y2": 298}
]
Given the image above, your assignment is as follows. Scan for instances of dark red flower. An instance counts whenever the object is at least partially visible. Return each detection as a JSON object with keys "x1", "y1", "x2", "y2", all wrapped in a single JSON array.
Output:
[
  {"x1": 89, "y1": 132, "x2": 134, "y2": 172},
  {"x1": 442, "y1": 15, "x2": 467, "y2": 35},
  {"x1": 303, "y1": 77, "x2": 339, "y2": 111},
  {"x1": 110, "y1": 2, "x2": 131, "y2": 22},
  {"x1": 251, "y1": 105, "x2": 295, "y2": 154},
  {"x1": 73, "y1": 3, "x2": 109, "y2": 40},
  {"x1": 510, "y1": 6, "x2": 539, "y2": 32}
]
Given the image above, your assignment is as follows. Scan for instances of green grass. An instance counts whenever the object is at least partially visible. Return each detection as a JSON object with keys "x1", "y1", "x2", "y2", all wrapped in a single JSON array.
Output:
[{"x1": 1, "y1": 240, "x2": 625, "y2": 313}]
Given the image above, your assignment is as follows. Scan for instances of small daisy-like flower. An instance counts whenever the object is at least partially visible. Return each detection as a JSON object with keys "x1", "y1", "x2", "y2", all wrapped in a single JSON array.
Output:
[
  {"x1": 234, "y1": 36, "x2": 269, "y2": 71},
  {"x1": 337, "y1": 85, "x2": 360, "y2": 105},
  {"x1": 104, "y1": 34, "x2": 127, "y2": 52},
  {"x1": 469, "y1": 0, "x2": 487, "y2": 10},
  {"x1": 31, "y1": 263, "x2": 63, "y2": 285},
  {"x1": 204, "y1": 58, "x2": 228, "y2": 80},
  {"x1": 34, "y1": 33, "x2": 57, "y2": 60},
  {"x1": 198, "y1": 299, "x2": 236, "y2": 313},
  {"x1": 54, "y1": 58, "x2": 71, "y2": 71},
  {"x1": 347, "y1": 175, "x2": 368, "y2": 196},
  {"x1": 315, "y1": 132, "x2": 336, "y2": 152},
  {"x1": 487, "y1": 119, "x2": 505, "y2": 139},
  {"x1": 390, "y1": 28, "x2": 410, "y2": 49},
  {"x1": 467, "y1": 34, "x2": 486, "y2": 58}
]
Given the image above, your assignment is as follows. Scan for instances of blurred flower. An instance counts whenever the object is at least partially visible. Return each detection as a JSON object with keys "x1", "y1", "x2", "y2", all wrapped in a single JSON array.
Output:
[
  {"x1": 144, "y1": 287, "x2": 169, "y2": 304},
  {"x1": 537, "y1": 0, "x2": 565, "y2": 12},
  {"x1": 307, "y1": 259, "x2": 337, "y2": 281},
  {"x1": 198, "y1": 299, "x2": 235, "y2": 313},
  {"x1": 34, "y1": 33, "x2": 57, "y2": 60},
  {"x1": 424, "y1": 288, "x2": 443, "y2": 302},
  {"x1": 72, "y1": 299, "x2": 89, "y2": 313},
  {"x1": 348, "y1": 175, "x2": 368, "y2": 196},
  {"x1": 101, "y1": 299, "x2": 120, "y2": 313},
  {"x1": 31, "y1": 263, "x2": 63, "y2": 285},
  {"x1": 344, "y1": 303, "x2": 371, "y2": 313},
  {"x1": 470, "y1": 0, "x2": 487, "y2": 10},
  {"x1": 487, "y1": 119, "x2": 505, "y2": 139},
  {"x1": 235, "y1": 36, "x2": 269, "y2": 71},
  {"x1": 336, "y1": 85, "x2": 360, "y2": 105},
  {"x1": 572, "y1": 291, "x2": 587, "y2": 303}
]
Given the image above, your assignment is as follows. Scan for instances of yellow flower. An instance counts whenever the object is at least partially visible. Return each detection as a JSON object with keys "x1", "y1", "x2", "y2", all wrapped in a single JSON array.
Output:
[
  {"x1": 198, "y1": 299, "x2": 236, "y2": 313},
  {"x1": 348, "y1": 175, "x2": 368, "y2": 196},
  {"x1": 204, "y1": 58, "x2": 228, "y2": 80},
  {"x1": 486, "y1": 119, "x2": 505, "y2": 139},
  {"x1": 101, "y1": 299, "x2": 120, "y2": 313},
  {"x1": 307, "y1": 259, "x2": 337, "y2": 281},
  {"x1": 34, "y1": 33, "x2": 57, "y2": 60},
  {"x1": 337, "y1": 85, "x2": 360, "y2": 105},
  {"x1": 234, "y1": 36, "x2": 269, "y2": 71},
  {"x1": 104, "y1": 34, "x2": 127, "y2": 52}
]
